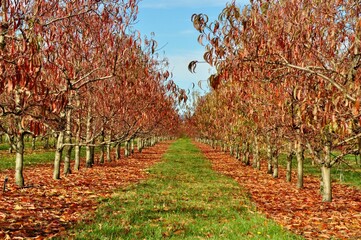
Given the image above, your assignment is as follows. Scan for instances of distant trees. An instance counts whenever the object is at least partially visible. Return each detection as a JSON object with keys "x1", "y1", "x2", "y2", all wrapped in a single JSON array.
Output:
[{"x1": 188, "y1": 0, "x2": 361, "y2": 202}]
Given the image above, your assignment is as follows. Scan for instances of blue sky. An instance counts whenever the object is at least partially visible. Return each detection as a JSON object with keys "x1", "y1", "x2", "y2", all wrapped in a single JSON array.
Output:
[{"x1": 135, "y1": 0, "x2": 249, "y2": 94}]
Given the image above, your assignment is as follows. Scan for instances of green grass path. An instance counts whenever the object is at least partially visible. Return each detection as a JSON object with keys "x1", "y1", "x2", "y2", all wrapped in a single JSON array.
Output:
[{"x1": 72, "y1": 138, "x2": 301, "y2": 239}]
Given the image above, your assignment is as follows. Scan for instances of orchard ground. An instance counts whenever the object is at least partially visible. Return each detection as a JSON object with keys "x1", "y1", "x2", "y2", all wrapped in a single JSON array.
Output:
[{"x1": 0, "y1": 138, "x2": 360, "y2": 239}]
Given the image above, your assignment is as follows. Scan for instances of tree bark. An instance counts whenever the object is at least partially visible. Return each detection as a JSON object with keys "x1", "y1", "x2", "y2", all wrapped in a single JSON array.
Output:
[
  {"x1": 125, "y1": 141, "x2": 129, "y2": 157},
  {"x1": 321, "y1": 143, "x2": 332, "y2": 202},
  {"x1": 272, "y1": 149, "x2": 279, "y2": 178},
  {"x1": 131, "y1": 138, "x2": 134, "y2": 154},
  {"x1": 85, "y1": 105, "x2": 93, "y2": 168},
  {"x1": 115, "y1": 143, "x2": 120, "y2": 160},
  {"x1": 253, "y1": 135, "x2": 260, "y2": 170},
  {"x1": 53, "y1": 130, "x2": 64, "y2": 180},
  {"x1": 358, "y1": 137, "x2": 361, "y2": 166},
  {"x1": 99, "y1": 131, "x2": 105, "y2": 164},
  {"x1": 286, "y1": 142, "x2": 294, "y2": 182},
  {"x1": 74, "y1": 145, "x2": 81, "y2": 171},
  {"x1": 15, "y1": 133, "x2": 25, "y2": 187},
  {"x1": 107, "y1": 142, "x2": 112, "y2": 162},
  {"x1": 43, "y1": 135, "x2": 50, "y2": 149},
  {"x1": 243, "y1": 142, "x2": 250, "y2": 165},
  {"x1": 74, "y1": 93, "x2": 81, "y2": 171},
  {"x1": 64, "y1": 107, "x2": 73, "y2": 175},
  {"x1": 31, "y1": 136, "x2": 36, "y2": 151},
  {"x1": 295, "y1": 133, "x2": 304, "y2": 189},
  {"x1": 137, "y1": 138, "x2": 142, "y2": 153},
  {"x1": 266, "y1": 142, "x2": 273, "y2": 174}
]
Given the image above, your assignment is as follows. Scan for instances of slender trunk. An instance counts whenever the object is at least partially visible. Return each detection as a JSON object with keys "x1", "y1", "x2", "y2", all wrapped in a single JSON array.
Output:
[
  {"x1": 74, "y1": 124, "x2": 81, "y2": 171},
  {"x1": 131, "y1": 138, "x2": 134, "y2": 154},
  {"x1": 286, "y1": 142, "x2": 294, "y2": 182},
  {"x1": 74, "y1": 93, "x2": 81, "y2": 171},
  {"x1": 53, "y1": 130, "x2": 64, "y2": 180},
  {"x1": 8, "y1": 134, "x2": 15, "y2": 153},
  {"x1": 74, "y1": 145, "x2": 81, "y2": 171},
  {"x1": 31, "y1": 136, "x2": 36, "y2": 151},
  {"x1": 244, "y1": 142, "x2": 250, "y2": 165},
  {"x1": 235, "y1": 144, "x2": 240, "y2": 160},
  {"x1": 125, "y1": 141, "x2": 129, "y2": 157},
  {"x1": 272, "y1": 150, "x2": 279, "y2": 178},
  {"x1": 107, "y1": 142, "x2": 112, "y2": 162},
  {"x1": 99, "y1": 131, "x2": 105, "y2": 164},
  {"x1": 137, "y1": 138, "x2": 142, "y2": 153},
  {"x1": 229, "y1": 145, "x2": 233, "y2": 156},
  {"x1": 85, "y1": 105, "x2": 93, "y2": 168},
  {"x1": 321, "y1": 143, "x2": 332, "y2": 202},
  {"x1": 253, "y1": 135, "x2": 260, "y2": 170},
  {"x1": 90, "y1": 139, "x2": 95, "y2": 164},
  {"x1": 295, "y1": 133, "x2": 303, "y2": 189},
  {"x1": 115, "y1": 143, "x2": 120, "y2": 160},
  {"x1": 266, "y1": 144, "x2": 273, "y2": 174},
  {"x1": 358, "y1": 137, "x2": 361, "y2": 166},
  {"x1": 15, "y1": 133, "x2": 25, "y2": 187},
  {"x1": 43, "y1": 135, "x2": 49, "y2": 149},
  {"x1": 64, "y1": 107, "x2": 73, "y2": 175},
  {"x1": 64, "y1": 142, "x2": 72, "y2": 175}
]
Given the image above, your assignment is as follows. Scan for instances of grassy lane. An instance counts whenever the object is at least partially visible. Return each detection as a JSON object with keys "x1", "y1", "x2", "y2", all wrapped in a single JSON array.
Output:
[{"x1": 71, "y1": 138, "x2": 301, "y2": 239}]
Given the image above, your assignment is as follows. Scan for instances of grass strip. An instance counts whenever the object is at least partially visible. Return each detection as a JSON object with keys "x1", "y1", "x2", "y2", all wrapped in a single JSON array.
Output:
[{"x1": 71, "y1": 138, "x2": 301, "y2": 239}]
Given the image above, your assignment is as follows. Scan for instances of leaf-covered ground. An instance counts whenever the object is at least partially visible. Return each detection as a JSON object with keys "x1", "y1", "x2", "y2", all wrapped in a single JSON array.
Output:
[
  {"x1": 0, "y1": 142, "x2": 171, "y2": 239},
  {"x1": 195, "y1": 142, "x2": 361, "y2": 240}
]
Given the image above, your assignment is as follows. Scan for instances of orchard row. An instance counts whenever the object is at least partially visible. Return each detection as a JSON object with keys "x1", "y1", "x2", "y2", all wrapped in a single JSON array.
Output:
[
  {"x1": 0, "y1": 1, "x2": 185, "y2": 187},
  {"x1": 186, "y1": 0, "x2": 361, "y2": 202}
]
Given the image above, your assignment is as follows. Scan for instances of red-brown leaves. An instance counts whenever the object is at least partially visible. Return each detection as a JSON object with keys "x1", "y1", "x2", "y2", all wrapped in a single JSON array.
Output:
[
  {"x1": 196, "y1": 142, "x2": 361, "y2": 239},
  {"x1": 0, "y1": 142, "x2": 171, "y2": 239}
]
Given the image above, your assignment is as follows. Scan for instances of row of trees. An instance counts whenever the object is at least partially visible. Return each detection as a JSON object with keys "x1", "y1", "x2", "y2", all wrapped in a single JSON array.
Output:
[
  {"x1": 0, "y1": 0, "x2": 185, "y2": 187},
  {"x1": 187, "y1": 0, "x2": 361, "y2": 202}
]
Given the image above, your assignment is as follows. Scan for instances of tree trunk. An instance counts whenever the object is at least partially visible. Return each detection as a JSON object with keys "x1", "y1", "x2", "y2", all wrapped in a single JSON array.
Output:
[
  {"x1": 321, "y1": 165, "x2": 332, "y2": 202},
  {"x1": 85, "y1": 105, "x2": 93, "y2": 168},
  {"x1": 15, "y1": 133, "x2": 25, "y2": 187},
  {"x1": 137, "y1": 138, "x2": 142, "y2": 153},
  {"x1": 321, "y1": 143, "x2": 332, "y2": 202},
  {"x1": 64, "y1": 107, "x2": 73, "y2": 175},
  {"x1": 295, "y1": 134, "x2": 304, "y2": 189},
  {"x1": 31, "y1": 136, "x2": 36, "y2": 151},
  {"x1": 253, "y1": 135, "x2": 260, "y2": 170},
  {"x1": 131, "y1": 138, "x2": 134, "y2": 154},
  {"x1": 266, "y1": 143, "x2": 273, "y2": 174},
  {"x1": 53, "y1": 130, "x2": 64, "y2": 180},
  {"x1": 43, "y1": 135, "x2": 50, "y2": 149},
  {"x1": 125, "y1": 141, "x2": 129, "y2": 157},
  {"x1": 90, "y1": 139, "x2": 95, "y2": 164},
  {"x1": 74, "y1": 120, "x2": 81, "y2": 171},
  {"x1": 243, "y1": 142, "x2": 250, "y2": 165},
  {"x1": 358, "y1": 137, "x2": 361, "y2": 166},
  {"x1": 107, "y1": 142, "x2": 112, "y2": 162},
  {"x1": 99, "y1": 131, "x2": 105, "y2": 164},
  {"x1": 272, "y1": 150, "x2": 279, "y2": 178},
  {"x1": 74, "y1": 145, "x2": 81, "y2": 171},
  {"x1": 286, "y1": 142, "x2": 294, "y2": 182},
  {"x1": 7, "y1": 134, "x2": 15, "y2": 153},
  {"x1": 115, "y1": 142, "x2": 120, "y2": 160},
  {"x1": 74, "y1": 92, "x2": 81, "y2": 171}
]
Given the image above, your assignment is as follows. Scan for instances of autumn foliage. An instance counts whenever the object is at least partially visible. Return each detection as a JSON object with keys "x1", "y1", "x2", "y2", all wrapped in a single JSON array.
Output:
[
  {"x1": 187, "y1": 0, "x2": 361, "y2": 202},
  {"x1": 0, "y1": 0, "x2": 185, "y2": 187}
]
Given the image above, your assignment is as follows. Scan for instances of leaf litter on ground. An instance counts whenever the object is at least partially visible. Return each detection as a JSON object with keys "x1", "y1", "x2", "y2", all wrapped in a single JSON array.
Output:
[
  {"x1": 0, "y1": 141, "x2": 171, "y2": 239},
  {"x1": 195, "y1": 142, "x2": 361, "y2": 240}
]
